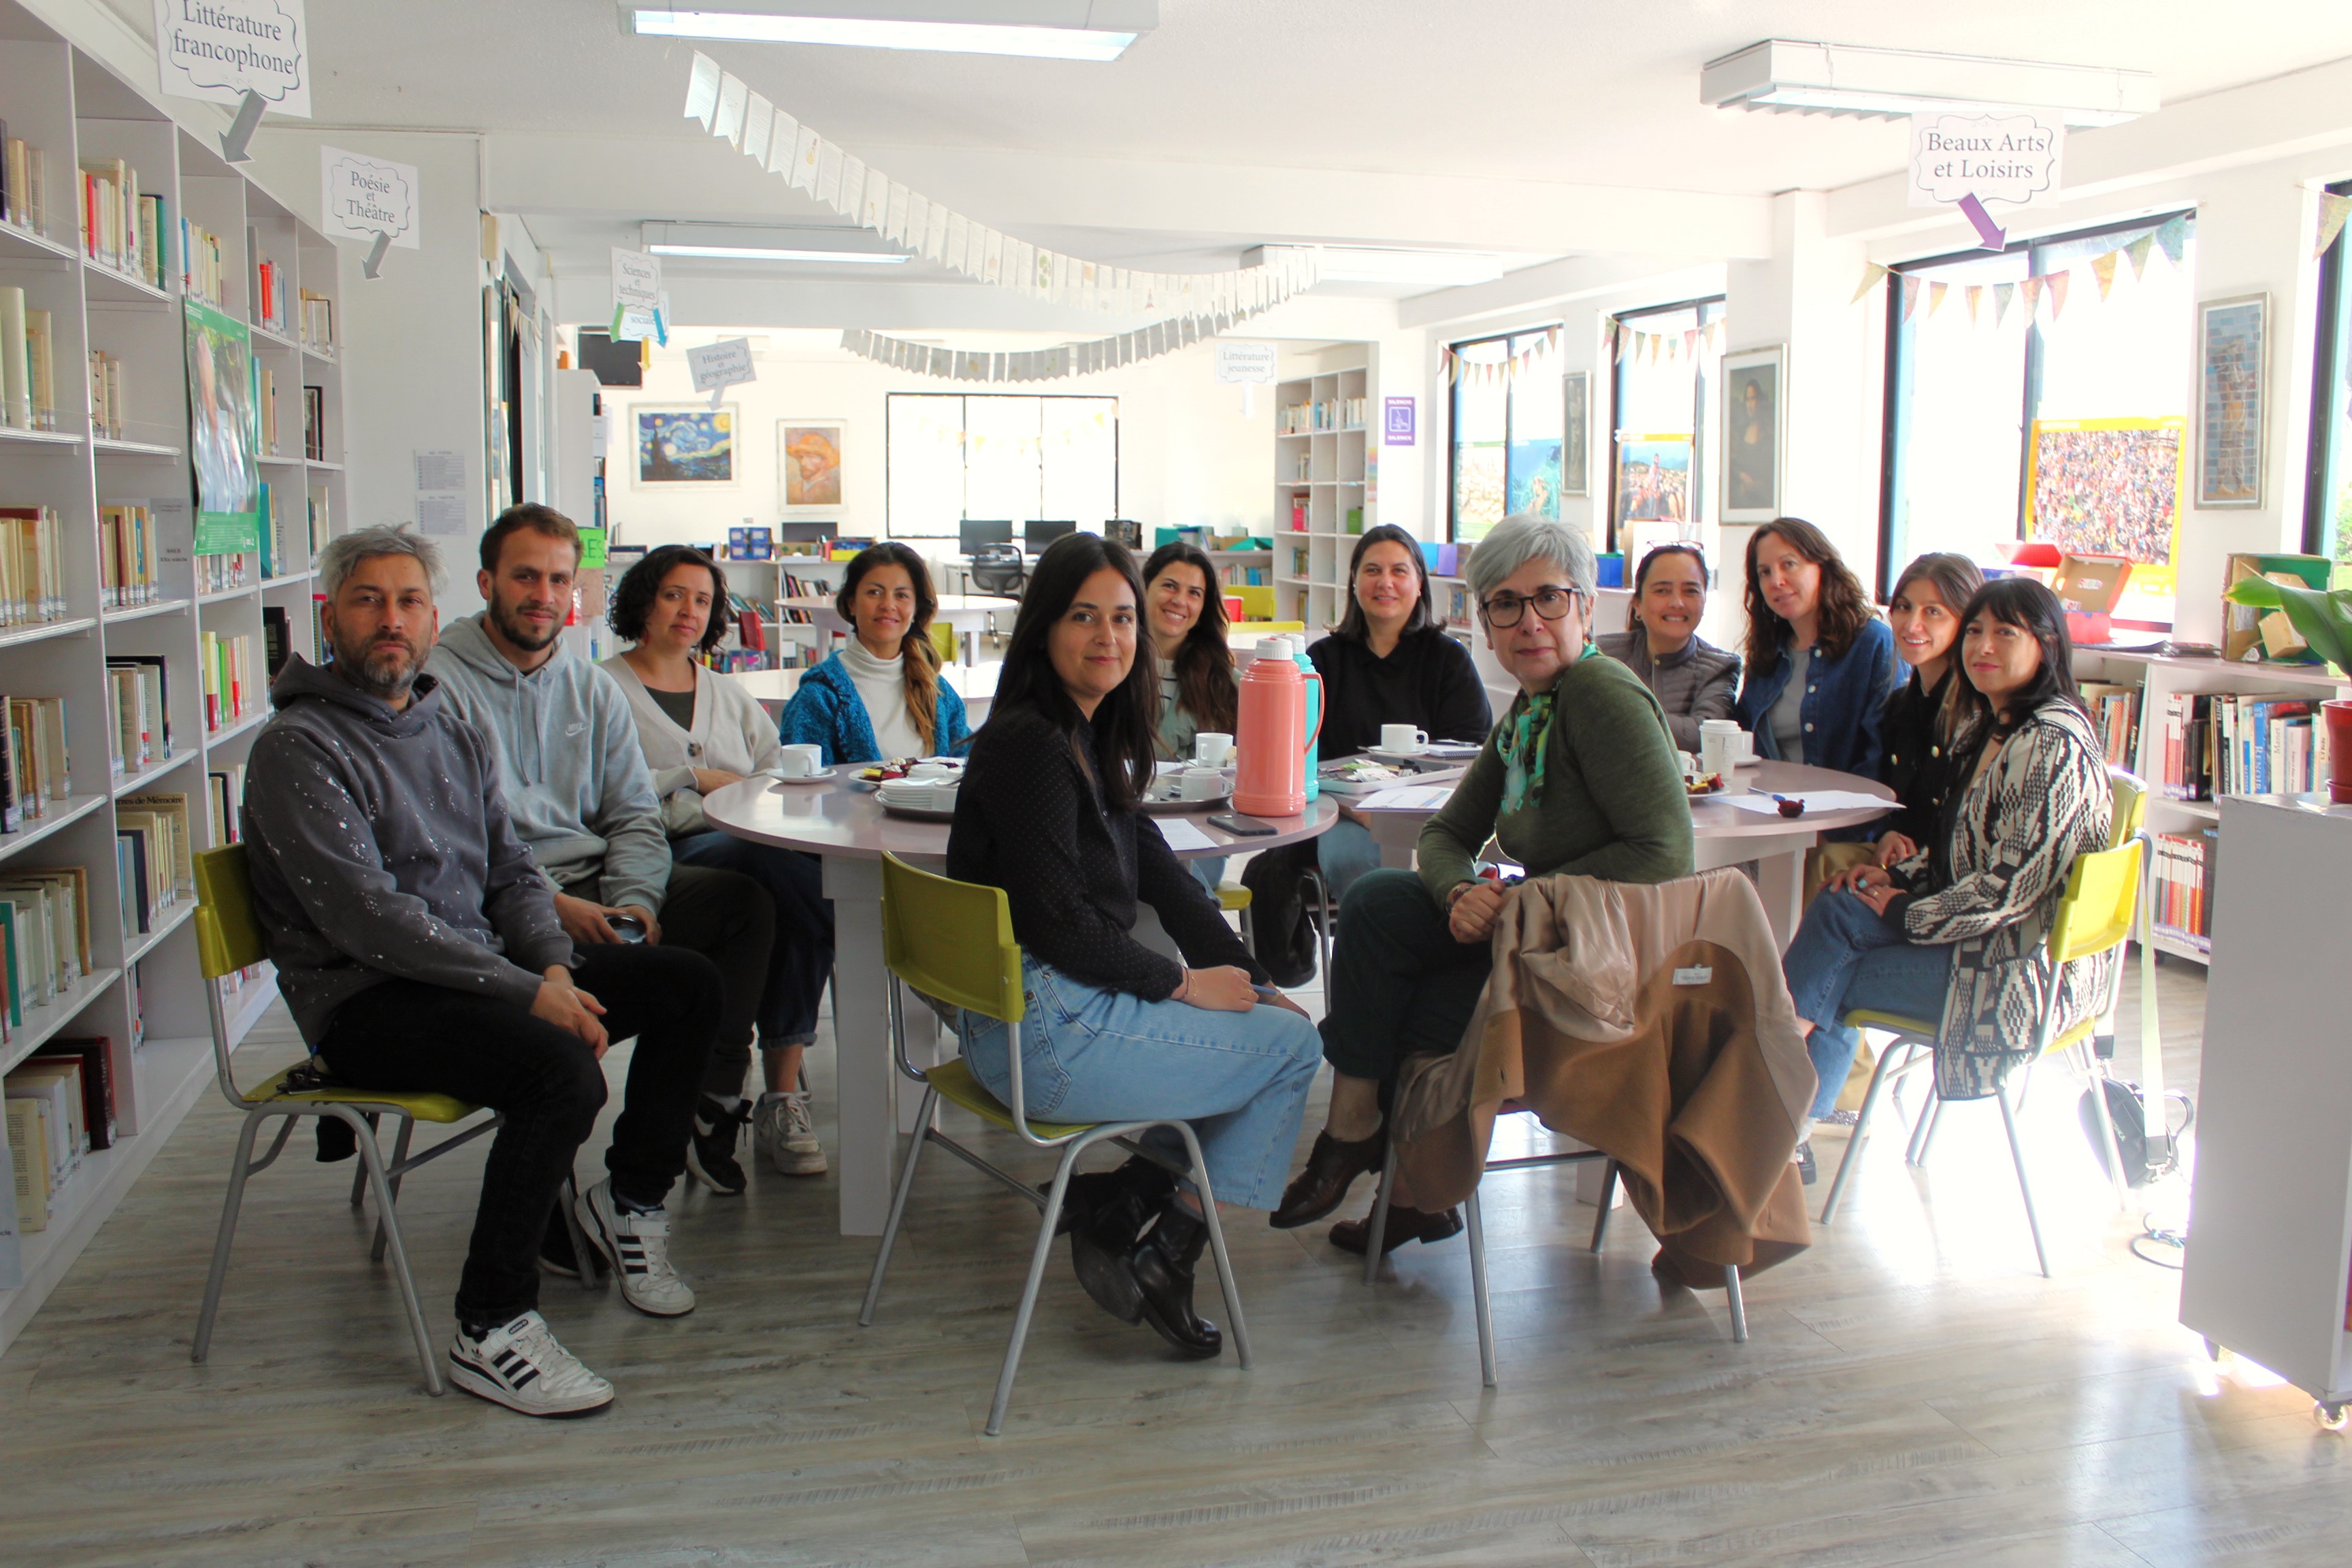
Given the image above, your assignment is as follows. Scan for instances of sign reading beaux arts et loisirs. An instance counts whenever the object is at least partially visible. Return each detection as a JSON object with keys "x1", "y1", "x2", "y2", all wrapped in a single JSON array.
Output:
[{"x1": 151, "y1": 0, "x2": 311, "y2": 119}]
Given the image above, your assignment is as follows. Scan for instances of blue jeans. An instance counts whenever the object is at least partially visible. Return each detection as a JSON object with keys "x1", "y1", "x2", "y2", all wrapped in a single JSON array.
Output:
[
  {"x1": 1781, "y1": 889, "x2": 1953, "y2": 1120},
  {"x1": 958, "y1": 958, "x2": 1324, "y2": 1211},
  {"x1": 1187, "y1": 855, "x2": 1228, "y2": 894},
  {"x1": 1317, "y1": 817, "x2": 1383, "y2": 904}
]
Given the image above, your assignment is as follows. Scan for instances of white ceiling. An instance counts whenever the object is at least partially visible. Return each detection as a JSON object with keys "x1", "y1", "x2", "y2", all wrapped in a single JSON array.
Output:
[{"x1": 156, "y1": 0, "x2": 2352, "y2": 316}]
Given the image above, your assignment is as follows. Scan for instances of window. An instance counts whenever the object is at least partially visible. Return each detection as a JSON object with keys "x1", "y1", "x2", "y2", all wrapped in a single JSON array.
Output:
[
  {"x1": 1448, "y1": 328, "x2": 1563, "y2": 542},
  {"x1": 1882, "y1": 212, "x2": 2196, "y2": 625},
  {"x1": 1607, "y1": 297, "x2": 1726, "y2": 553},
  {"x1": 2303, "y1": 180, "x2": 2352, "y2": 572},
  {"x1": 884, "y1": 393, "x2": 1118, "y2": 540}
]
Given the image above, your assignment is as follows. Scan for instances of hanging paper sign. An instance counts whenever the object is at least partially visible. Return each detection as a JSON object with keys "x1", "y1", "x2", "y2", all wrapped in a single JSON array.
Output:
[
  {"x1": 1213, "y1": 340, "x2": 1278, "y2": 385},
  {"x1": 611, "y1": 248, "x2": 663, "y2": 341},
  {"x1": 318, "y1": 146, "x2": 417, "y2": 248},
  {"x1": 687, "y1": 336, "x2": 755, "y2": 409},
  {"x1": 153, "y1": 0, "x2": 310, "y2": 118},
  {"x1": 1384, "y1": 396, "x2": 1416, "y2": 446},
  {"x1": 1908, "y1": 113, "x2": 2063, "y2": 248}
]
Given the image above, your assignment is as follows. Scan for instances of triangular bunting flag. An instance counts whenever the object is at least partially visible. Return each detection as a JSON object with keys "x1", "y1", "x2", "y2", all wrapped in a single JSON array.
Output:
[
  {"x1": 2156, "y1": 215, "x2": 2189, "y2": 267},
  {"x1": 1682, "y1": 328, "x2": 1699, "y2": 357},
  {"x1": 1851, "y1": 262, "x2": 1889, "y2": 305},
  {"x1": 1993, "y1": 281, "x2": 2015, "y2": 322},
  {"x1": 1927, "y1": 280, "x2": 1949, "y2": 316},
  {"x1": 2019, "y1": 276, "x2": 2042, "y2": 316},
  {"x1": 2091, "y1": 250, "x2": 2119, "y2": 300},
  {"x1": 1901, "y1": 275, "x2": 1921, "y2": 321},
  {"x1": 2047, "y1": 271, "x2": 2071, "y2": 318},
  {"x1": 2124, "y1": 233, "x2": 2155, "y2": 280},
  {"x1": 1965, "y1": 284, "x2": 1982, "y2": 324},
  {"x1": 2317, "y1": 192, "x2": 2352, "y2": 260}
]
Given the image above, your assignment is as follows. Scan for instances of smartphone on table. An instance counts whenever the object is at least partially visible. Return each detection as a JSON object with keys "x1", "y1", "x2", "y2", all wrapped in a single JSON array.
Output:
[{"x1": 1207, "y1": 812, "x2": 1279, "y2": 836}]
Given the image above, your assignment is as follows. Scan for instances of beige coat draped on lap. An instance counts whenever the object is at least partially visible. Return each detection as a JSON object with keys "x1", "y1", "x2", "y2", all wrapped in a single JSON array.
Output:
[{"x1": 1392, "y1": 868, "x2": 1816, "y2": 1282}]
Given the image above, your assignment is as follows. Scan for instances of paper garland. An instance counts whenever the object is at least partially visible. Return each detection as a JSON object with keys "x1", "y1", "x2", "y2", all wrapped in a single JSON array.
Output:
[
  {"x1": 681, "y1": 50, "x2": 1318, "y2": 381},
  {"x1": 1601, "y1": 317, "x2": 1724, "y2": 369},
  {"x1": 1860, "y1": 213, "x2": 2189, "y2": 331}
]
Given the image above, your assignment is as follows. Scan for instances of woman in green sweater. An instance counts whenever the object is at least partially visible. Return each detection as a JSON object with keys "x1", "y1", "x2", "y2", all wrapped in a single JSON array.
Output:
[{"x1": 1271, "y1": 513, "x2": 1695, "y2": 1252}]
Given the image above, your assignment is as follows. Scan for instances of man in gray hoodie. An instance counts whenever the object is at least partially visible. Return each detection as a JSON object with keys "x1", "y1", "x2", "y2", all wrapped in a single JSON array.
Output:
[
  {"x1": 242, "y1": 525, "x2": 722, "y2": 1418},
  {"x1": 425, "y1": 504, "x2": 776, "y2": 1196}
]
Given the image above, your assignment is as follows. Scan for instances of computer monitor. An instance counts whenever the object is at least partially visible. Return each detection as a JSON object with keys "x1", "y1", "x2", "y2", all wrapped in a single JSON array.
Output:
[
  {"x1": 1024, "y1": 519, "x2": 1078, "y2": 551},
  {"x1": 959, "y1": 519, "x2": 1014, "y2": 555}
]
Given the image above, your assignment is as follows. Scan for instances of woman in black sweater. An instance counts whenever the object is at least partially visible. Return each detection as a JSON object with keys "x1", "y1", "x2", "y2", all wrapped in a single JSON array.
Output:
[{"x1": 947, "y1": 533, "x2": 1322, "y2": 1358}]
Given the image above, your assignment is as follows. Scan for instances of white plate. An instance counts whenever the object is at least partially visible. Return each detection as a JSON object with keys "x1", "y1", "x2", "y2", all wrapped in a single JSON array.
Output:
[
  {"x1": 879, "y1": 799, "x2": 958, "y2": 823},
  {"x1": 1366, "y1": 747, "x2": 1433, "y2": 766},
  {"x1": 1141, "y1": 785, "x2": 1232, "y2": 814},
  {"x1": 768, "y1": 766, "x2": 837, "y2": 785}
]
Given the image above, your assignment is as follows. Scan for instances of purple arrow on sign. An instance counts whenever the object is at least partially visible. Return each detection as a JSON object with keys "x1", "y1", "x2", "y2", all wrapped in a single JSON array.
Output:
[{"x1": 1957, "y1": 193, "x2": 2007, "y2": 252}]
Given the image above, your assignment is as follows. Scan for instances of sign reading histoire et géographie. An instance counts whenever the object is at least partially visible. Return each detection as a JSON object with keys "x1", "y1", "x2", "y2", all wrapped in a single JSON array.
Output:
[
  {"x1": 319, "y1": 147, "x2": 420, "y2": 249},
  {"x1": 151, "y1": 0, "x2": 311, "y2": 118}
]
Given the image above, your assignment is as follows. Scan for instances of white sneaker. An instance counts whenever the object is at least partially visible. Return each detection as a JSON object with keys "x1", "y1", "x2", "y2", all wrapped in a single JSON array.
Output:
[
  {"x1": 448, "y1": 1311, "x2": 614, "y2": 1417},
  {"x1": 755, "y1": 1090, "x2": 828, "y2": 1176},
  {"x1": 574, "y1": 1178, "x2": 697, "y2": 1318}
]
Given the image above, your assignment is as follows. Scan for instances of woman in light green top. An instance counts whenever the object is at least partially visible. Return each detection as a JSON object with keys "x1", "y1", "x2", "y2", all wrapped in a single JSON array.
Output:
[
  {"x1": 1269, "y1": 514, "x2": 1695, "y2": 1254},
  {"x1": 1142, "y1": 540, "x2": 1240, "y2": 889}
]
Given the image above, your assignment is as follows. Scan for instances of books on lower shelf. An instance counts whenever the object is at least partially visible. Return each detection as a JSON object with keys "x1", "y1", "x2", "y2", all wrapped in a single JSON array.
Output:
[
  {"x1": 2080, "y1": 683, "x2": 2143, "y2": 770},
  {"x1": 199, "y1": 632, "x2": 256, "y2": 733},
  {"x1": 1, "y1": 695, "x2": 69, "y2": 830},
  {"x1": 195, "y1": 551, "x2": 255, "y2": 595},
  {"x1": 299, "y1": 289, "x2": 333, "y2": 354},
  {"x1": 302, "y1": 384, "x2": 324, "y2": 459},
  {"x1": 2156, "y1": 690, "x2": 2335, "y2": 800},
  {"x1": 99, "y1": 504, "x2": 161, "y2": 607},
  {"x1": 181, "y1": 216, "x2": 227, "y2": 308},
  {"x1": 252, "y1": 238, "x2": 291, "y2": 336},
  {"x1": 206, "y1": 763, "x2": 245, "y2": 847},
  {"x1": 78, "y1": 159, "x2": 163, "y2": 288},
  {"x1": 5, "y1": 1039, "x2": 118, "y2": 1232},
  {"x1": 306, "y1": 484, "x2": 329, "y2": 553},
  {"x1": 2151, "y1": 828, "x2": 2219, "y2": 955},
  {"x1": 2, "y1": 133, "x2": 50, "y2": 238},
  {"x1": 87, "y1": 348, "x2": 124, "y2": 440},
  {"x1": 0, "y1": 289, "x2": 56, "y2": 433},
  {"x1": 104, "y1": 656, "x2": 170, "y2": 777},
  {"x1": 0, "y1": 505, "x2": 64, "y2": 626},
  {"x1": 116, "y1": 791, "x2": 191, "y2": 939}
]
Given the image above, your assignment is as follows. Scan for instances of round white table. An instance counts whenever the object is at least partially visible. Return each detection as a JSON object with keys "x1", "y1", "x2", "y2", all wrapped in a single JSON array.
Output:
[
  {"x1": 1348, "y1": 757, "x2": 1895, "y2": 949},
  {"x1": 702, "y1": 774, "x2": 1337, "y2": 1235},
  {"x1": 777, "y1": 593, "x2": 1017, "y2": 666}
]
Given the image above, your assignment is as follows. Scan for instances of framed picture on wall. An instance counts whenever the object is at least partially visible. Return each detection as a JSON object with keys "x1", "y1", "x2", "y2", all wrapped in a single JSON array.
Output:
[
  {"x1": 779, "y1": 419, "x2": 847, "y2": 513},
  {"x1": 1562, "y1": 372, "x2": 1590, "y2": 497},
  {"x1": 2196, "y1": 293, "x2": 2267, "y2": 508},
  {"x1": 1719, "y1": 344, "x2": 1784, "y2": 523},
  {"x1": 631, "y1": 404, "x2": 738, "y2": 488}
]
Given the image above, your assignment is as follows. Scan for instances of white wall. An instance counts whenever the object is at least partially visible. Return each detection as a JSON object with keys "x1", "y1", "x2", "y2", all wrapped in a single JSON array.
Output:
[{"x1": 595, "y1": 329, "x2": 1277, "y2": 549}]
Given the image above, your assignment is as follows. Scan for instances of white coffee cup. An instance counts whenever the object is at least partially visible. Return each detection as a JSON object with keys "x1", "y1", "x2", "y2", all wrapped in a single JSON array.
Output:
[
  {"x1": 907, "y1": 762, "x2": 954, "y2": 781},
  {"x1": 1179, "y1": 765, "x2": 1226, "y2": 801},
  {"x1": 1381, "y1": 723, "x2": 1430, "y2": 755},
  {"x1": 1699, "y1": 719, "x2": 1742, "y2": 779},
  {"x1": 777, "y1": 743, "x2": 825, "y2": 778},
  {"x1": 1194, "y1": 731, "x2": 1234, "y2": 766}
]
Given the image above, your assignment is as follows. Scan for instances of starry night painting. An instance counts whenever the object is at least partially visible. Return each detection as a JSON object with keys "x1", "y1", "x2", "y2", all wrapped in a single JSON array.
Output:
[{"x1": 634, "y1": 406, "x2": 737, "y2": 487}]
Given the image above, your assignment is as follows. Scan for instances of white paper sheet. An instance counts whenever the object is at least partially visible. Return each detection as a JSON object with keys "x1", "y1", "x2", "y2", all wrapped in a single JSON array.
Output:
[
  {"x1": 1156, "y1": 817, "x2": 1218, "y2": 853},
  {"x1": 1354, "y1": 785, "x2": 1456, "y2": 811}
]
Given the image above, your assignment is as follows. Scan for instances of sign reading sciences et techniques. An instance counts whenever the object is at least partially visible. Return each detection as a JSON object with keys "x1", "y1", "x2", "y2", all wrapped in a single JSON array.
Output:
[{"x1": 152, "y1": 0, "x2": 310, "y2": 118}]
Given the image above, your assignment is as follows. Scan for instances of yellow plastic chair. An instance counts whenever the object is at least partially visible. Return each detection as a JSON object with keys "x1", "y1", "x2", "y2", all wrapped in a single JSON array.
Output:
[
  {"x1": 1231, "y1": 585, "x2": 1277, "y2": 620},
  {"x1": 188, "y1": 845, "x2": 531, "y2": 1394},
  {"x1": 1818, "y1": 770, "x2": 2151, "y2": 1276},
  {"x1": 857, "y1": 853, "x2": 1252, "y2": 1435},
  {"x1": 928, "y1": 621, "x2": 956, "y2": 666}
]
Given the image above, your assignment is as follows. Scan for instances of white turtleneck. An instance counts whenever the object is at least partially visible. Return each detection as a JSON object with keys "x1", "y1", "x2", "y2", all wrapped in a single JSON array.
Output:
[{"x1": 842, "y1": 639, "x2": 928, "y2": 759}]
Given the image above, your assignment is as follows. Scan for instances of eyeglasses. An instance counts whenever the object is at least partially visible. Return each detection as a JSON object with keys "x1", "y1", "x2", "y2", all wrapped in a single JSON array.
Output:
[{"x1": 1479, "y1": 585, "x2": 1581, "y2": 627}]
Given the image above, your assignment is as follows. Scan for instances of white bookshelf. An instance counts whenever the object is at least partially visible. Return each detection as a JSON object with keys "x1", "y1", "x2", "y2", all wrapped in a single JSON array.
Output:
[
  {"x1": 2071, "y1": 646, "x2": 2351, "y2": 962},
  {"x1": 1271, "y1": 362, "x2": 1373, "y2": 633},
  {"x1": 0, "y1": 5, "x2": 351, "y2": 1356}
]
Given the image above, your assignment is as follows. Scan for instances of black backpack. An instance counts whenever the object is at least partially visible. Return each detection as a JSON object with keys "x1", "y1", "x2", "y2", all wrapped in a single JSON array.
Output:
[{"x1": 2079, "y1": 1078, "x2": 2192, "y2": 1189}]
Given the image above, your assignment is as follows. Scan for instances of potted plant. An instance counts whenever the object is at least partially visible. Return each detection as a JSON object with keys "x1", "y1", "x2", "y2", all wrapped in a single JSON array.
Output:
[{"x1": 2223, "y1": 574, "x2": 2352, "y2": 802}]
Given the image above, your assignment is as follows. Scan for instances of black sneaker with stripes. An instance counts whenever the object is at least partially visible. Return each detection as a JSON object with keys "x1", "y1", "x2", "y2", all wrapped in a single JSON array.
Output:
[{"x1": 446, "y1": 1311, "x2": 614, "y2": 1417}]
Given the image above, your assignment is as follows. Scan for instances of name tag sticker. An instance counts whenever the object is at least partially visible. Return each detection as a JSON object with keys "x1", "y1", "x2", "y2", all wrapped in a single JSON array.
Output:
[{"x1": 1672, "y1": 966, "x2": 1713, "y2": 986}]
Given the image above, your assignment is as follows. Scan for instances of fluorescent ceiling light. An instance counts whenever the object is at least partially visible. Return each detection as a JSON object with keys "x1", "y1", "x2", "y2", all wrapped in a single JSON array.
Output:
[
  {"x1": 1246, "y1": 245, "x2": 1507, "y2": 288},
  {"x1": 626, "y1": 1, "x2": 1153, "y2": 61},
  {"x1": 1702, "y1": 39, "x2": 2157, "y2": 127},
  {"x1": 649, "y1": 243, "x2": 909, "y2": 263}
]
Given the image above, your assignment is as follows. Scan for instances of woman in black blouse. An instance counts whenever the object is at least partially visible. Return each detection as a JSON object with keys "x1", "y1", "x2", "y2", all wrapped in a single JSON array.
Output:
[{"x1": 947, "y1": 533, "x2": 1322, "y2": 1358}]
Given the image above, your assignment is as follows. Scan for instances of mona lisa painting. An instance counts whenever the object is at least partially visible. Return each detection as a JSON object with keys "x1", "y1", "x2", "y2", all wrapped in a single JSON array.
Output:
[{"x1": 1720, "y1": 345, "x2": 1784, "y2": 524}]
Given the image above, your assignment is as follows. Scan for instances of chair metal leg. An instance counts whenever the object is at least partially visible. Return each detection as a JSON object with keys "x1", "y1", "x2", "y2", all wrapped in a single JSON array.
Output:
[
  {"x1": 1172, "y1": 1122, "x2": 1252, "y2": 1371},
  {"x1": 1464, "y1": 1187, "x2": 1497, "y2": 1388},
  {"x1": 1588, "y1": 1158, "x2": 1619, "y2": 1252},
  {"x1": 985, "y1": 1149, "x2": 1079, "y2": 1437},
  {"x1": 1360, "y1": 1141, "x2": 1399, "y2": 1286},
  {"x1": 348, "y1": 1154, "x2": 368, "y2": 1209},
  {"x1": 1722, "y1": 1264, "x2": 1749, "y2": 1343},
  {"x1": 1303, "y1": 864, "x2": 1333, "y2": 987},
  {"x1": 1906, "y1": 1086, "x2": 1944, "y2": 1168},
  {"x1": 858, "y1": 1085, "x2": 938, "y2": 1326},
  {"x1": 1997, "y1": 1078, "x2": 2052, "y2": 1278},
  {"x1": 370, "y1": 1115, "x2": 418, "y2": 1262},
  {"x1": 1822, "y1": 1039, "x2": 1910, "y2": 1223},
  {"x1": 192, "y1": 1110, "x2": 272, "y2": 1364},
  {"x1": 346, "y1": 1107, "x2": 442, "y2": 1394},
  {"x1": 2079, "y1": 1045, "x2": 2132, "y2": 1211}
]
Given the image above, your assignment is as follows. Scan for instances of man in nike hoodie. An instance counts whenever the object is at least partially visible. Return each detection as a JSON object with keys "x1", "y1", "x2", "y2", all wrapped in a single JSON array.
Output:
[
  {"x1": 242, "y1": 525, "x2": 722, "y2": 1417},
  {"x1": 425, "y1": 504, "x2": 777, "y2": 1198}
]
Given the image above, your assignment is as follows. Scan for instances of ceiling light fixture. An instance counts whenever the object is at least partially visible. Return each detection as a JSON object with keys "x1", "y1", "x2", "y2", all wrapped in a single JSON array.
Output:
[
  {"x1": 649, "y1": 243, "x2": 909, "y2": 263},
  {"x1": 1701, "y1": 39, "x2": 2157, "y2": 128},
  {"x1": 1245, "y1": 245, "x2": 1508, "y2": 289},
  {"x1": 625, "y1": 1, "x2": 1154, "y2": 61}
]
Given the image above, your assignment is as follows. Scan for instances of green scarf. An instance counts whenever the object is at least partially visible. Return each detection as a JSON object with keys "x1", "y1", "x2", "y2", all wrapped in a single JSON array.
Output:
[{"x1": 1497, "y1": 689, "x2": 1556, "y2": 815}]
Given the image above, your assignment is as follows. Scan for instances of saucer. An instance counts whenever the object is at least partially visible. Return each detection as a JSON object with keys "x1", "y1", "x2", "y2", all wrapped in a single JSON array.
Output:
[
  {"x1": 1366, "y1": 746, "x2": 1431, "y2": 766},
  {"x1": 769, "y1": 766, "x2": 836, "y2": 785}
]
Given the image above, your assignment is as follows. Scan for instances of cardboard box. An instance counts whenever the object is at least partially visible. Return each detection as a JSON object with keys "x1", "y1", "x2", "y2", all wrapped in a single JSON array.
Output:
[
  {"x1": 2052, "y1": 553, "x2": 2132, "y2": 645},
  {"x1": 2222, "y1": 553, "x2": 2331, "y2": 664}
]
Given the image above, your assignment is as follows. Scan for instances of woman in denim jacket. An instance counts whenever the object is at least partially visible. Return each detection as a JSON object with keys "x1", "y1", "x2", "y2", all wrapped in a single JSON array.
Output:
[{"x1": 1733, "y1": 517, "x2": 1900, "y2": 780}]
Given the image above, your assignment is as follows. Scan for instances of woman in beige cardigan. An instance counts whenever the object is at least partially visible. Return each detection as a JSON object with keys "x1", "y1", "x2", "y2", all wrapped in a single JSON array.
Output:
[{"x1": 603, "y1": 545, "x2": 832, "y2": 1188}]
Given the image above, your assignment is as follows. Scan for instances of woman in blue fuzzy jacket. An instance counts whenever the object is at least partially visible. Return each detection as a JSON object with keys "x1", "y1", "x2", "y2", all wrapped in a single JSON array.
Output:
[{"x1": 780, "y1": 543, "x2": 973, "y2": 765}]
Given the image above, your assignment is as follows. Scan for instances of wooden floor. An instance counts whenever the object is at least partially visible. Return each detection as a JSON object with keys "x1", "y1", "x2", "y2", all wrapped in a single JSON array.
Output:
[{"x1": 1, "y1": 956, "x2": 2343, "y2": 1568}]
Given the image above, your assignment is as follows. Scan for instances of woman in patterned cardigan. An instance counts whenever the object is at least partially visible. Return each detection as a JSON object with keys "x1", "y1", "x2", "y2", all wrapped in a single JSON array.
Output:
[{"x1": 1778, "y1": 578, "x2": 2112, "y2": 1177}]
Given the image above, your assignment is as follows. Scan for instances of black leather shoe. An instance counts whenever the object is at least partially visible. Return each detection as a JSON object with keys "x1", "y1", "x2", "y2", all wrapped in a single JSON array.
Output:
[
  {"x1": 1130, "y1": 1205, "x2": 1222, "y2": 1358},
  {"x1": 1328, "y1": 1203, "x2": 1463, "y2": 1256},
  {"x1": 1270, "y1": 1127, "x2": 1387, "y2": 1230},
  {"x1": 1794, "y1": 1141, "x2": 1817, "y2": 1187},
  {"x1": 1049, "y1": 1158, "x2": 1177, "y2": 1238},
  {"x1": 1070, "y1": 1186, "x2": 1150, "y2": 1324}
]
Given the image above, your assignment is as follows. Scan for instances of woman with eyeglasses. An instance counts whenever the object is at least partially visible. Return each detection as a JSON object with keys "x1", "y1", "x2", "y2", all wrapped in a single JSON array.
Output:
[
  {"x1": 1594, "y1": 542, "x2": 1739, "y2": 753},
  {"x1": 1242, "y1": 525, "x2": 1491, "y2": 985},
  {"x1": 1271, "y1": 514, "x2": 1693, "y2": 1254}
]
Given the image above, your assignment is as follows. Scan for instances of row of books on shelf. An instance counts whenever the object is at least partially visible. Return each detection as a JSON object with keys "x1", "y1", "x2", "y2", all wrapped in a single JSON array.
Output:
[
  {"x1": 201, "y1": 632, "x2": 257, "y2": 733},
  {"x1": 2080, "y1": 683, "x2": 2144, "y2": 769},
  {"x1": 9, "y1": 1037, "x2": 115, "y2": 1232},
  {"x1": 2150, "y1": 828, "x2": 2219, "y2": 953},
  {"x1": 1277, "y1": 397, "x2": 1367, "y2": 434},
  {"x1": 0, "y1": 504, "x2": 65, "y2": 627},
  {"x1": 182, "y1": 215, "x2": 232, "y2": 310},
  {"x1": 100, "y1": 504, "x2": 162, "y2": 607},
  {"x1": 118, "y1": 791, "x2": 191, "y2": 943},
  {"x1": 300, "y1": 289, "x2": 334, "y2": 355},
  {"x1": 2155, "y1": 690, "x2": 2335, "y2": 801},
  {"x1": 106, "y1": 657, "x2": 169, "y2": 777},
  {"x1": 252, "y1": 241, "x2": 292, "y2": 336},
  {"x1": 2, "y1": 133, "x2": 50, "y2": 238},
  {"x1": 195, "y1": 551, "x2": 254, "y2": 595},
  {"x1": 78, "y1": 159, "x2": 165, "y2": 290},
  {"x1": 0, "y1": 287, "x2": 59, "y2": 433},
  {"x1": 2, "y1": 695, "x2": 69, "y2": 832},
  {"x1": 88, "y1": 348, "x2": 126, "y2": 441}
]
